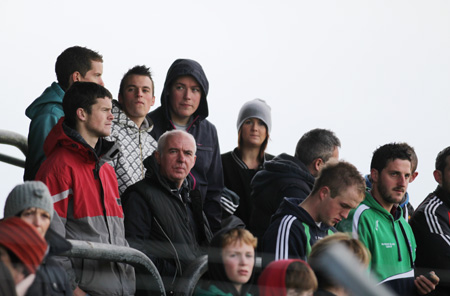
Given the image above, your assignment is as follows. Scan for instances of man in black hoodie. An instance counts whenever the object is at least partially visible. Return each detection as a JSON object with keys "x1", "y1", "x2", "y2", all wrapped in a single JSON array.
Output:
[
  {"x1": 147, "y1": 59, "x2": 224, "y2": 233},
  {"x1": 249, "y1": 128, "x2": 341, "y2": 239}
]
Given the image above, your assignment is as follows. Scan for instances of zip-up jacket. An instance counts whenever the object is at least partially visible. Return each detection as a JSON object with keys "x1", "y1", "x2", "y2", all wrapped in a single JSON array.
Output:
[
  {"x1": 221, "y1": 148, "x2": 274, "y2": 225},
  {"x1": 35, "y1": 118, "x2": 135, "y2": 296},
  {"x1": 410, "y1": 185, "x2": 450, "y2": 295},
  {"x1": 249, "y1": 153, "x2": 315, "y2": 239},
  {"x1": 106, "y1": 100, "x2": 157, "y2": 196},
  {"x1": 24, "y1": 82, "x2": 65, "y2": 180},
  {"x1": 147, "y1": 59, "x2": 224, "y2": 233},
  {"x1": 337, "y1": 191, "x2": 416, "y2": 295},
  {"x1": 25, "y1": 228, "x2": 72, "y2": 296},
  {"x1": 122, "y1": 154, "x2": 212, "y2": 291},
  {"x1": 261, "y1": 198, "x2": 336, "y2": 266}
]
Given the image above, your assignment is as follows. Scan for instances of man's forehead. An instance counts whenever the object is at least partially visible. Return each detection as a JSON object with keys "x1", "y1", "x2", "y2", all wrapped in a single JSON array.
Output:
[
  {"x1": 89, "y1": 60, "x2": 103, "y2": 70},
  {"x1": 94, "y1": 97, "x2": 112, "y2": 106},
  {"x1": 126, "y1": 75, "x2": 152, "y2": 87},
  {"x1": 385, "y1": 158, "x2": 411, "y2": 171},
  {"x1": 166, "y1": 134, "x2": 195, "y2": 149}
]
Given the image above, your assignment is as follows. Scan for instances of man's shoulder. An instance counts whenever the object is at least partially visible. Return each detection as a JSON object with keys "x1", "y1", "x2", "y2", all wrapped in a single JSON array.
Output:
[
  {"x1": 124, "y1": 177, "x2": 167, "y2": 198},
  {"x1": 26, "y1": 83, "x2": 64, "y2": 117},
  {"x1": 190, "y1": 118, "x2": 219, "y2": 142},
  {"x1": 412, "y1": 192, "x2": 450, "y2": 228},
  {"x1": 337, "y1": 202, "x2": 375, "y2": 232}
]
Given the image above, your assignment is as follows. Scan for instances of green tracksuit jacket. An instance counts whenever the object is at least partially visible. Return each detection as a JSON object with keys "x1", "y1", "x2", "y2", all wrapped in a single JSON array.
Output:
[{"x1": 337, "y1": 191, "x2": 416, "y2": 295}]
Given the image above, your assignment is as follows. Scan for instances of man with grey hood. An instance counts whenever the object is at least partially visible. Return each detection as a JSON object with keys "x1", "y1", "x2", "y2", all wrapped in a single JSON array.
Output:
[{"x1": 147, "y1": 58, "x2": 224, "y2": 233}]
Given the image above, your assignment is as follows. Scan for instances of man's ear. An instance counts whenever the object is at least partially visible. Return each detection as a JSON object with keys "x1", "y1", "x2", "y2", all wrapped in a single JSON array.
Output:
[
  {"x1": 318, "y1": 186, "x2": 330, "y2": 201},
  {"x1": 370, "y1": 168, "x2": 379, "y2": 183},
  {"x1": 310, "y1": 158, "x2": 324, "y2": 177},
  {"x1": 72, "y1": 71, "x2": 82, "y2": 83},
  {"x1": 151, "y1": 96, "x2": 156, "y2": 107},
  {"x1": 76, "y1": 108, "x2": 87, "y2": 122},
  {"x1": 433, "y1": 170, "x2": 442, "y2": 186},
  {"x1": 154, "y1": 151, "x2": 161, "y2": 165},
  {"x1": 409, "y1": 171, "x2": 419, "y2": 183}
]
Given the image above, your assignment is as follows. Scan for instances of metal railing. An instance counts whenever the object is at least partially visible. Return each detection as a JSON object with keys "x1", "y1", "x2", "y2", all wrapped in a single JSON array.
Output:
[
  {"x1": 0, "y1": 129, "x2": 27, "y2": 168},
  {"x1": 64, "y1": 240, "x2": 166, "y2": 296}
]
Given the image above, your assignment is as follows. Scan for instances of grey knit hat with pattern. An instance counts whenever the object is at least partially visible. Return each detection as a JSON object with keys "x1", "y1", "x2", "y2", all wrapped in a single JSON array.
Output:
[
  {"x1": 4, "y1": 181, "x2": 54, "y2": 220},
  {"x1": 236, "y1": 98, "x2": 272, "y2": 134}
]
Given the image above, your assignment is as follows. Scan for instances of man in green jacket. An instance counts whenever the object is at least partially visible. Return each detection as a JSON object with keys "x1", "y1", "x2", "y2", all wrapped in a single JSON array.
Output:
[
  {"x1": 337, "y1": 143, "x2": 438, "y2": 295},
  {"x1": 24, "y1": 45, "x2": 104, "y2": 181}
]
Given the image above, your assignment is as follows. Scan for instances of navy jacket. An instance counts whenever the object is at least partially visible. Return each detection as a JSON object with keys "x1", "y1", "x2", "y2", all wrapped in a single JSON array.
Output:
[
  {"x1": 261, "y1": 198, "x2": 336, "y2": 267},
  {"x1": 147, "y1": 59, "x2": 224, "y2": 233},
  {"x1": 249, "y1": 153, "x2": 315, "y2": 238}
]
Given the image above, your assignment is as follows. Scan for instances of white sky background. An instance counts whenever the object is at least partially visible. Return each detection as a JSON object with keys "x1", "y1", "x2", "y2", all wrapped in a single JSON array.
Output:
[{"x1": 1, "y1": 0, "x2": 449, "y2": 218}]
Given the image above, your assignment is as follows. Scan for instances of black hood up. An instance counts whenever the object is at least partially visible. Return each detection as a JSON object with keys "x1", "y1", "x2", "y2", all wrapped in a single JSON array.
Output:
[{"x1": 160, "y1": 58, "x2": 209, "y2": 120}]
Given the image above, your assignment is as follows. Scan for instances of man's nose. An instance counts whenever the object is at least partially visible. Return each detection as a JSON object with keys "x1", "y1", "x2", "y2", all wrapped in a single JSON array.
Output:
[{"x1": 398, "y1": 175, "x2": 408, "y2": 186}]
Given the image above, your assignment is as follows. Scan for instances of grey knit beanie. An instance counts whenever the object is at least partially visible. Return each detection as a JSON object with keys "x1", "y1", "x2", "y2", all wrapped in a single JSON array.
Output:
[
  {"x1": 236, "y1": 98, "x2": 272, "y2": 134},
  {"x1": 4, "y1": 181, "x2": 54, "y2": 220}
]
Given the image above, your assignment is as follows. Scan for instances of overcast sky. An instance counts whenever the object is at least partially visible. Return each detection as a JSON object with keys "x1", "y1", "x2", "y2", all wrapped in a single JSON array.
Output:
[{"x1": 1, "y1": 0, "x2": 449, "y2": 217}]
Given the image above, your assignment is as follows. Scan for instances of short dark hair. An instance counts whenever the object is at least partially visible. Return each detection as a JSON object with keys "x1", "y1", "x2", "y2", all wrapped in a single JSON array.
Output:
[
  {"x1": 398, "y1": 142, "x2": 418, "y2": 173},
  {"x1": 370, "y1": 143, "x2": 412, "y2": 173},
  {"x1": 119, "y1": 65, "x2": 154, "y2": 97},
  {"x1": 295, "y1": 129, "x2": 341, "y2": 166},
  {"x1": 311, "y1": 161, "x2": 365, "y2": 198},
  {"x1": 435, "y1": 146, "x2": 450, "y2": 172},
  {"x1": 63, "y1": 82, "x2": 112, "y2": 129},
  {"x1": 55, "y1": 46, "x2": 103, "y2": 91}
]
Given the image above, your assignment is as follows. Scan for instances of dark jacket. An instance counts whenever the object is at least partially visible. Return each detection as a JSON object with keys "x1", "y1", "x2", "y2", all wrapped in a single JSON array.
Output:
[
  {"x1": 221, "y1": 148, "x2": 274, "y2": 225},
  {"x1": 26, "y1": 228, "x2": 73, "y2": 296},
  {"x1": 411, "y1": 185, "x2": 450, "y2": 295},
  {"x1": 261, "y1": 198, "x2": 336, "y2": 266},
  {"x1": 249, "y1": 153, "x2": 315, "y2": 239},
  {"x1": 122, "y1": 154, "x2": 212, "y2": 291},
  {"x1": 147, "y1": 59, "x2": 224, "y2": 233}
]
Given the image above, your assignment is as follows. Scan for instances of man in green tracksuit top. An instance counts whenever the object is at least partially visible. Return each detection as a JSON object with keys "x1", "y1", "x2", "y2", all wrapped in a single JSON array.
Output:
[{"x1": 337, "y1": 143, "x2": 438, "y2": 296}]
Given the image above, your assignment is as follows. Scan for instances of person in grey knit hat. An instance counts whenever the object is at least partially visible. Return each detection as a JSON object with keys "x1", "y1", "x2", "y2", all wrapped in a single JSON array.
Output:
[
  {"x1": 4, "y1": 181, "x2": 73, "y2": 295},
  {"x1": 221, "y1": 99, "x2": 274, "y2": 226},
  {"x1": 236, "y1": 98, "x2": 272, "y2": 135},
  {"x1": 4, "y1": 181, "x2": 54, "y2": 223}
]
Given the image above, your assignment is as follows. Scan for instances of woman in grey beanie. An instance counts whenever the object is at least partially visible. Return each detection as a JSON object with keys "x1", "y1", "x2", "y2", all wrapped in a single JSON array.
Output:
[
  {"x1": 4, "y1": 181, "x2": 72, "y2": 296},
  {"x1": 221, "y1": 99, "x2": 274, "y2": 226},
  {"x1": 4, "y1": 181, "x2": 53, "y2": 237}
]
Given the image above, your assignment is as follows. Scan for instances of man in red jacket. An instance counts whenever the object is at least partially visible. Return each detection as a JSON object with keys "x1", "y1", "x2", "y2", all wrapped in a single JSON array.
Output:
[{"x1": 36, "y1": 82, "x2": 135, "y2": 296}]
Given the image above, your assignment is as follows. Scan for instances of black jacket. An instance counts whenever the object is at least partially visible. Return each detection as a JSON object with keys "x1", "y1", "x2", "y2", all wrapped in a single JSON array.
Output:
[
  {"x1": 249, "y1": 153, "x2": 315, "y2": 239},
  {"x1": 122, "y1": 154, "x2": 212, "y2": 291},
  {"x1": 410, "y1": 186, "x2": 450, "y2": 295},
  {"x1": 221, "y1": 148, "x2": 274, "y2": 226},
  {"x1": 26, "y1": 228, "x2": 73, "y2": 296},
  {"x1": 261, "y1": 198, "x2": 336, "y2": 267},
  {"x1": 147, "y1": 59, "x2": 224, "y2": 233}
]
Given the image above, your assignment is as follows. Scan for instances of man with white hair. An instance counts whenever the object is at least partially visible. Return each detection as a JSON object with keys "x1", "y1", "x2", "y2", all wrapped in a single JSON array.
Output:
[{"x1": 122, "y1": 130, "x2": 212, "y2": 294}]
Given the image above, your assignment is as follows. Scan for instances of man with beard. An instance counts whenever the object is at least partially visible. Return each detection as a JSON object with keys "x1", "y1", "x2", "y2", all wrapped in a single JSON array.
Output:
[
  {"x1": 337, "y1": 143, "x2": 438, "y2": 296},
  {"x1": 410, "y1": 146, "x2": 450, "y2": 295}
]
